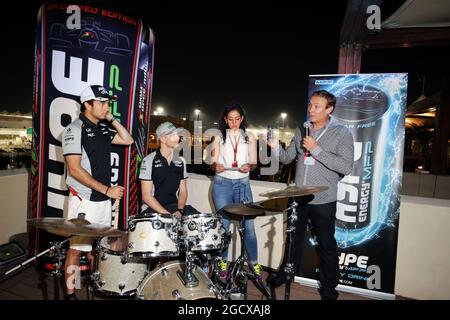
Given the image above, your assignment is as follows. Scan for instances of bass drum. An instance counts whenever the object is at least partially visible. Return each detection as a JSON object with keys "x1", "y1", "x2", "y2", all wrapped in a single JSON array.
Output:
[{"x1": 136, "y1": 260, "x2": 217, "y2": 300}]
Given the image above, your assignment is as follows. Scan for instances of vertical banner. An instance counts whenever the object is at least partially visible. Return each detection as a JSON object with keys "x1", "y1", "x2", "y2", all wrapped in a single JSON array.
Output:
[
  {"x1": 30, "y1": 3, "x2": 154, "y2": 252},
  {"x1": 300, "y1": 73, "x2": 407, "y2": 297}
]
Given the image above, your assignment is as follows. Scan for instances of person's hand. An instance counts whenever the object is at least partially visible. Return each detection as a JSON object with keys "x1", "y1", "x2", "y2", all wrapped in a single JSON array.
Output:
[
  {"x1": 212, "y1": 162, "x2": 225, "y2": 173},
  {"x1": 105, "y1": 111, "x2": 114, "y2": 122},
  {"x1": 172, "y1": 211, "x2": 182, "y2": 218},
  {"x1": 302, "y1": 136, "x2": 318, "y2": 152},
  {"x1": 107, "y1": 185, "x2": 124, "y2": 200},
  {"x1": 239, "y1": 163, "x2": 251, "y2": 173},
  {"x1": 263, "y1": 131, "x2": 280, "y2": 149}
]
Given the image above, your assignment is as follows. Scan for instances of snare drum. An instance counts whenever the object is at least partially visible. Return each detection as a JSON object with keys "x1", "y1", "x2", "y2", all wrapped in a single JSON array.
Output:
[
  {"x1": 92, "y1": 236, "x2": 148, "y2": 296},
  {"x1": 181, "y1": 213, "x2": 224, "y2": 252},
  {"x1": 136, "y1": 260, "x2": 217, "y2": 300},
  {"x1": 127, "y1": 213, "x2": 179, "y2": 258}
]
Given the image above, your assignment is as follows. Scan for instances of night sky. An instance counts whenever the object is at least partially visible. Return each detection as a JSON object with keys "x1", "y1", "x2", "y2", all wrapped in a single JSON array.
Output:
[{"x1": 1, "y1": 0, "x2": 449, "y2": 127}]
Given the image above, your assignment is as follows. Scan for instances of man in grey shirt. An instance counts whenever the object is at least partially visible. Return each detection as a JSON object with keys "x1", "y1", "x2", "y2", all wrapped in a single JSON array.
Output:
[{"x1": 267, "y1": 90, "x2": 354, "y2": 300}]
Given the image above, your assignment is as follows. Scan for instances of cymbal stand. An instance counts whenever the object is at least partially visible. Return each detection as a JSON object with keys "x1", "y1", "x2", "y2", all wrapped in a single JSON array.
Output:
[
  {"x1": 283, "y1": 199, "x2": 298, "y2": 300},
  {"x1": 223, "y1": 214, "x2": 272, "y2": 300},
  {"x1": 49, "y1": 240, "x2": 66, "y2": 300}
]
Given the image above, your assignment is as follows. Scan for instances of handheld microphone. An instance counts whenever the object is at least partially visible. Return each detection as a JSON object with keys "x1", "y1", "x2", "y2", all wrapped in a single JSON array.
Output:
[
  {"x1": 303, "y1": 121, "x2": 310, "y2": 137},
  {"x1": 303, "y1": 121, "x2": 311, "y2": 155}
]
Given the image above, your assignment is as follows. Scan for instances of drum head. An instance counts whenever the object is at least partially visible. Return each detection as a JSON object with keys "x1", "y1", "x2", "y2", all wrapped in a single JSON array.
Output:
[
  {"x1": 136, "y1": 260, "x2": 217, "y2": 300},
  {"x1": 99, "y1": 236, "x2": 127, "y2": 253}
]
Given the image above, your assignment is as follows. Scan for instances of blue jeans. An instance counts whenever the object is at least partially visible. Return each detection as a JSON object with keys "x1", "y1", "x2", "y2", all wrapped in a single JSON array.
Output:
[{"x1": 211, "y1": 175, "x2": 258, "y2": 264}]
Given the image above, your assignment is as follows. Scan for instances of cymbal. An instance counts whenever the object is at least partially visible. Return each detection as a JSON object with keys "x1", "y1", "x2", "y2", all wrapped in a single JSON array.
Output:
[
  {"x1": 253, "y1": 198, "x2": 290, "y2": 213},
  {"x1": 27, "y1": 217, "x2": 125, "y2": 238},
  {"x1": 259, "y1": 186, "x2": 329, "y2": 199},
  {"x1": 222, "y1": 203, "x2": 266, "y2": 217}
]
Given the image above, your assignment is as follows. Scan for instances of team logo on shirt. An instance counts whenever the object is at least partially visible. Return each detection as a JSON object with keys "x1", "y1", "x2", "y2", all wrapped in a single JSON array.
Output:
[
  {"x1": 174, "y1": 160, "x2": 183, "y2": 167},
  {"x1": 154, "y1": 159, "x2": 163, "y2": 168}
]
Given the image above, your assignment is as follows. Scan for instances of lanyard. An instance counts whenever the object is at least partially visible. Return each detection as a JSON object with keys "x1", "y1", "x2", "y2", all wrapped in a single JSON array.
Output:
[
  {"x1": 304, "y1": 124, "x2": 328, "y2": 157},
  {"x1": 313, "y1": 125, "x2": 328, "y2": 142},
  {"x1": 229, "y1": 135, "x2": 240, "y2": 163}
]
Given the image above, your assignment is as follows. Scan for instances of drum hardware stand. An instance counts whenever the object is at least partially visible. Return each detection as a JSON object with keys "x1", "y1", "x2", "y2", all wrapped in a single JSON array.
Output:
[
  {"x1": 223, "y1": 214, "x2": 272, "y2": 300},
  {"x1": 1, "y1": 239, "x2": 69, "y2": 300},
  {"x1": 277, "y1": 199, "x2": 299, "y2": 300},
  {"x1": 50, "y1": 240, "x2": 66, "y2": 300},
  {"x1": 207, "y1": 283, "x2": 225, "y2": 299},
  {"x1": 177, "y1": 237, "x2": 199, "y2": 288}
]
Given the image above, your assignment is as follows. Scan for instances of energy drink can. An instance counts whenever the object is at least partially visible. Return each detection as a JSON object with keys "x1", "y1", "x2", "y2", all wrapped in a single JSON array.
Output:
[{"x1": 333, "y1": 84, "x2": 389, "y2": 229}]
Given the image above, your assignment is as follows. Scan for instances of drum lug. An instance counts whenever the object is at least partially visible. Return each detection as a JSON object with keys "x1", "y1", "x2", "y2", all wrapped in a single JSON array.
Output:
[
  {"x1": 120, "y1": 255, "x2": 128, "y2": 264},
  {"x1": 154, "y1": 241, "x2": 160, "y2": 247},
  {"x1": 172, "y1": 289, "x2": 182, "y2": 300},
  {"x1": 101, "y1": 254, "x2": 107, "y2": 261},
  {"x1": 128, "y1": 242, "x2": 134, "y2": 249},
  {"x1": 91, "y1": 271, "x2": 100, "y2": 282},
  {"x1": 118, "y1": 282, "x2": 126, "y2": 291},
  {"x1": 99, "y1": 280, "x2": 105, "y2": 287},
  {"x1": 129, "y1": 222, "x2": 136, "y2": 232}
]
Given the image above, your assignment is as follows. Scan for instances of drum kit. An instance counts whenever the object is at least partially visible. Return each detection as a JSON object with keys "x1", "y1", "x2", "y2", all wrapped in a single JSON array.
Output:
[{"x1": 15, "y1": 185, "x2": 327, "y2": 300}]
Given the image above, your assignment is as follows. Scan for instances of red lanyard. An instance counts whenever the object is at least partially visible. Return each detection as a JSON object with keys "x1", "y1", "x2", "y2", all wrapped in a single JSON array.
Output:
[
  {"x1": 230, "y1": 135, "x2": 240, "y2": 166},
  {"x1": 69, "y1": 186, "x2": 82, "y2": 201}
]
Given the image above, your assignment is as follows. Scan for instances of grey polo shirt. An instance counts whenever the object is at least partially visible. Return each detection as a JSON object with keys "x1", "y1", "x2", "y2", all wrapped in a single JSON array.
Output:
[{"x1": 276, "y1": 118, "x2": 354, "y2": 205}]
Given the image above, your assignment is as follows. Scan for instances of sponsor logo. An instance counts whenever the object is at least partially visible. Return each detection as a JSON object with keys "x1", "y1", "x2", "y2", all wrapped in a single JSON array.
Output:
[
  {"x1": 315, "y1": 79, "x2": 334, "y2": 85},
  {"x1": 339, "y1": 253, "x2": 369, "y2": 269}
]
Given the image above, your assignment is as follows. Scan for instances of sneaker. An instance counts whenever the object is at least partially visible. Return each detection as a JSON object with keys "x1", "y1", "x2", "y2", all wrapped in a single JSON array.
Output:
[
  {"x1": 253, "y1": 263, "x2": 262, "y2": 280},
  {"x1": 217, "y1": 259, "x2": 229, "y2": 278},
  {"x1": 63, "y1": 293, "x2": 78, "y2": 300}
]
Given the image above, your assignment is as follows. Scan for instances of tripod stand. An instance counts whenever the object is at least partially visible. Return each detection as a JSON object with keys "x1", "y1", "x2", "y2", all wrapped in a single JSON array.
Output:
[{"x1": 223, "y1": 214, "x2": 272, "y2": 300}]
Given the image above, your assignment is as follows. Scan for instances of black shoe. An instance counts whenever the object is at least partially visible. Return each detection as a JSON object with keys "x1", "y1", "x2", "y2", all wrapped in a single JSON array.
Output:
[
  {"x1": 319, "y1": 288, "x2": 338, "y2": 300},
  {"x1": 269, "y1": 269, "x2": 287, "y2": 288},
  {"x1": 63, "y1": 293, "x2": 78, "y2": 300}
]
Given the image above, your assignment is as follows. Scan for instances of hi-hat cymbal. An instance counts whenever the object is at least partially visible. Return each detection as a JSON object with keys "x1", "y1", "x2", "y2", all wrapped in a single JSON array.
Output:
[
  {"x1": 27, "y1": 217, "x2": 125, "y2": 238},
  {"x1": 222, "y1": 203, "x2": 266, "y2": 217},
  {"x1": 259, "y1": 186, "x2": 328, "y2": 199}
]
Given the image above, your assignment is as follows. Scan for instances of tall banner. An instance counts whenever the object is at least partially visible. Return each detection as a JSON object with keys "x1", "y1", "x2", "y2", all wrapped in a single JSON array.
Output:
[
  {"x1": 299, "y1": 73, "x2": 407, "y2": 297},
  {"x1": 30, "y1": 3, "x2": 154, "y2": 252}
]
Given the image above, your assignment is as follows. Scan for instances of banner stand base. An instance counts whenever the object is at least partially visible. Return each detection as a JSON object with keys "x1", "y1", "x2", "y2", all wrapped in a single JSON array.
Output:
[{"x1": 294, "y1": 276, "x2": 395, "y2": 300}]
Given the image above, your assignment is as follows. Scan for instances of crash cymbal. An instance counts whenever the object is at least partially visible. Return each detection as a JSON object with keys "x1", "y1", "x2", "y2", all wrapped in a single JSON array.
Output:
[
  {"x1": 222, "y1": 203, "x2": 266, "y2": 217},
  {"x1": 259, "y1": 186, "x2": 328, "y2": 199},
  {"x1": 27, "y1": 217, "x2": 125, "y2": 238}
]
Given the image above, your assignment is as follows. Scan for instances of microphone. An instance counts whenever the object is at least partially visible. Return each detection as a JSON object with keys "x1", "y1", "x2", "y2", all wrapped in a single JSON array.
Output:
[
  {"x1": 303, "y1": 121, "x2": 310, "y2": 137},
  {"x1": 303, "y1": 121, "x2": 311, "y2": 155}
]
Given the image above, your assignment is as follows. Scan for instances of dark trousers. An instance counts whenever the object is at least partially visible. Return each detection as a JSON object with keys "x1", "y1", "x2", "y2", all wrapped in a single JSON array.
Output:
[{"x1": 281, "y1": 201, "x2": 339, "y2": 300}]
